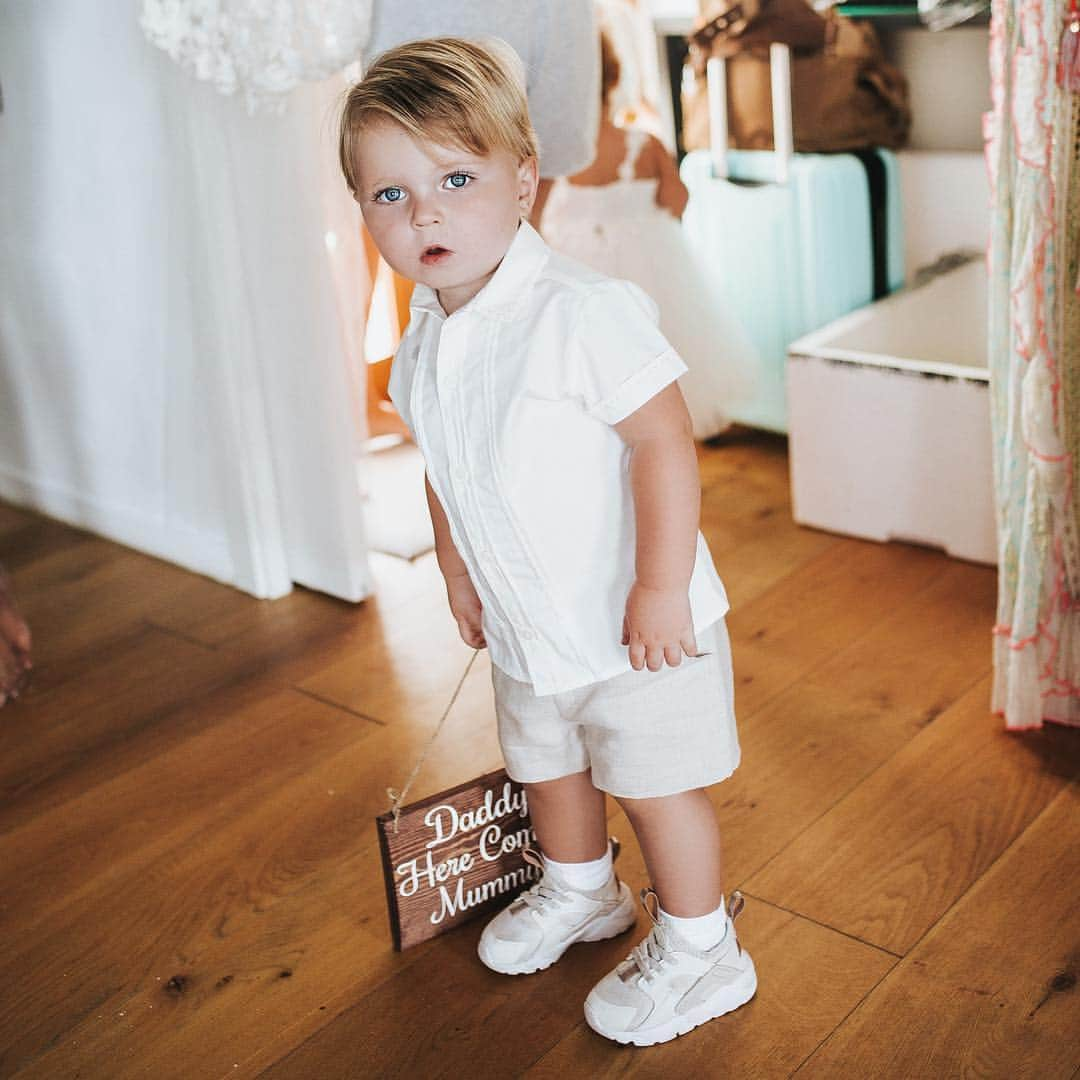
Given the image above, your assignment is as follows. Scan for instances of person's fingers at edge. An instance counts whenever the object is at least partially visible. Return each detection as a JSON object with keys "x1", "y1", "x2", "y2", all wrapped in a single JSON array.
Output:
[
  {"x1": 0, "y1": 648, "x2": 18, "y2": 688},
  {"x1": 0, "y1": 607, "x2": 30, "y2": 651}
]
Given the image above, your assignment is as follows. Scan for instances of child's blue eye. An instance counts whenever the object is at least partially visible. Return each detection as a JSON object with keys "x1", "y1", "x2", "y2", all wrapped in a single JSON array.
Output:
[
  {"x1": 374, "y1": 187, "x2": 405, "y2": 204},
  {"x1": 445, "y1": 172, "x2": 473, "y2": 190}
]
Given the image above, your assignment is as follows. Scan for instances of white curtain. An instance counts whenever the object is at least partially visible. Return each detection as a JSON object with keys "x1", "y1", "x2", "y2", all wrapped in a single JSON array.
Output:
[{"x1": 0, "y1": 0, "x2": 374, "y2": 600}]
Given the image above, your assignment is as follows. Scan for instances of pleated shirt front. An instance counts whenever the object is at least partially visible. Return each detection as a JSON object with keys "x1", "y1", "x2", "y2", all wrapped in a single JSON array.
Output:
[{"x1": 388, "y1": 222, "x2": 730, "y2": 695}]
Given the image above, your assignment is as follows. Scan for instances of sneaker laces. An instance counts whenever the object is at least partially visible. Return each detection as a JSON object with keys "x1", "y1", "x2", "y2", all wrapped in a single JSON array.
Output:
[
  {"x1": 627, "y1": 889, "x2": 675, "y2": 983},
  {"x1": 514, "y1": 846, "x2": 573, "y2": 915},
  {"x1": 625, "y1": 888, "x2": 747, "y2": 983},
  {"x1": 629, "y1": 926, "x2": 674, "y2": 983}
]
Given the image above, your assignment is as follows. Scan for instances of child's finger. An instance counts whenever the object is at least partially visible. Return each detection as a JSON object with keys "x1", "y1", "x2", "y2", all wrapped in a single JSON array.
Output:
[
  {"x1": 682, "y1": 631, "x2": 701, "y2": 658},
  {"x1": 621, "y1": 615, "x2": 629, "y2": 647},
  {"x1": 663, "y1": 642, "x2": 683, "y2": 667},
  {"x1": 628, "y1": 636, "x2": 646, "y2": 671}
]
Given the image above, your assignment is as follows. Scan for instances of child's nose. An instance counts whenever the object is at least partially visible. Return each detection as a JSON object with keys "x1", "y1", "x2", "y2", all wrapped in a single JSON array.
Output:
[{"x1": 410, "y1": 197, "x2": 442, "y2": 228}]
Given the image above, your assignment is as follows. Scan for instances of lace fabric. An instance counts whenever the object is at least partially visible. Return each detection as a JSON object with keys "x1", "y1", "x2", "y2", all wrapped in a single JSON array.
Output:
[
  {"x1": 139, "y1": 0, "x2": 373, "y2": 113},
  {"x1": 918, "y1": 0, "x2": 990, "y2": 30}
]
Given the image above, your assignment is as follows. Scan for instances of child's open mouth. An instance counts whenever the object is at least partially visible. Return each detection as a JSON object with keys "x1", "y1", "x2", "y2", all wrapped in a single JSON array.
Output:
[{"x1": 420, "y1": 245, "x2": 453, "y2": 266}]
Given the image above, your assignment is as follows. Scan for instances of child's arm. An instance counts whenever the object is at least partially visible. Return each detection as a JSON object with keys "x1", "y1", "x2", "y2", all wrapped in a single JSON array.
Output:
[
  {"x1": 425, "y1": 473, "x2": 487, "y2": 649},
  {"x1": 650, "y1": 135, "x2": 690, "y2": 220},
  {"x1": 613, "y1": 383, "x2": 700, "y2": 671}
]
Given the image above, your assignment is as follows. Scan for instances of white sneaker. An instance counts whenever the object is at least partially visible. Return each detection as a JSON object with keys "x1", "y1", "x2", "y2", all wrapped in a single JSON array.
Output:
[
  {"x1": 584, "y1": 889, "x2": 757, "y2": 1045},
  {"x1": 477, "y1": 846, "x2": 637, "y2": 975}
]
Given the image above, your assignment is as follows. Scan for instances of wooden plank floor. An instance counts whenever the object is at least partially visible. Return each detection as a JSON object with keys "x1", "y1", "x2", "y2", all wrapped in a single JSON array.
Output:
[{"x1": 2, "y1": 430, "x2": 1078, "y2": 1079}]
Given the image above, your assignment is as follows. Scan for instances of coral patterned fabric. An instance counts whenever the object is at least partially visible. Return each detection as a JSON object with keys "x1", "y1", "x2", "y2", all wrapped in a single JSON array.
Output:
[{"x1": 986, "y1": 0, "x2": 1080, "y2": 728}]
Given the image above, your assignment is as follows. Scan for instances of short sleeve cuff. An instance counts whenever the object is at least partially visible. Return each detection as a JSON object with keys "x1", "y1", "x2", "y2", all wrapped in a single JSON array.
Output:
[{"x1": 589, "y1": 347, "x2": 688, "y2": 425}]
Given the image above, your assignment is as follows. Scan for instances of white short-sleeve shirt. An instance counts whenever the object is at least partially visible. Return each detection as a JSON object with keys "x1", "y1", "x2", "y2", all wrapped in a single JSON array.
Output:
[{"x1": 389, "y1": 222, "x2": 730, "y2": 696}]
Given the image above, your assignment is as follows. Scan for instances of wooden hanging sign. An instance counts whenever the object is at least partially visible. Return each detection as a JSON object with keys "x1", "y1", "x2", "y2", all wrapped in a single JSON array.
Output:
[{"x1": 376, "y1": 769, "x2": 538, "y2": 951}]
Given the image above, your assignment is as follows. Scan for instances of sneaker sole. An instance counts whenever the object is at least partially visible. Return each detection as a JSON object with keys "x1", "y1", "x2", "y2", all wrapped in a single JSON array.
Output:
[
  {"x1": 584, "y1": 959, "x2": 758, "y2": 1046},
  {"x1": 478, "y1": 883, "x2": 638, "y2": 976}
]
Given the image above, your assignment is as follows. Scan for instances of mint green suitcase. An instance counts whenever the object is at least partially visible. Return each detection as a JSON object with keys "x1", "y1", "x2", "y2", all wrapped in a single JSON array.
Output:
[{"x1": 680, "y1": 46, "x2": 904, "y2": 432}]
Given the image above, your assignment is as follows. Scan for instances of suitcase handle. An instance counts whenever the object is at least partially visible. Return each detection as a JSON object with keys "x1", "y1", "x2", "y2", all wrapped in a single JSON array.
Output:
[{"x1": 705, "y1": 42, "x2": 793, "y2": 185}]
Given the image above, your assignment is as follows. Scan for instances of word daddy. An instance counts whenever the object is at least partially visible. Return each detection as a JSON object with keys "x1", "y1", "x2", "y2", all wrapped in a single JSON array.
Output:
[
  {"x1": 394, "y1": 781, "x2": 536, "y2": 926},
  {"x1": 422, "y1": 782, "x2": 529, "y2": 850}
]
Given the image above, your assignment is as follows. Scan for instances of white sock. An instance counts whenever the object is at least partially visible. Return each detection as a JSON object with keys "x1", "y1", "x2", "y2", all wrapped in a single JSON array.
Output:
[
  {"x1": 659, "y1": 900, "x2": 730, "y2": 951},
  {"x1": 542, "y1": 849, "x2": 613, "y2": 892}
]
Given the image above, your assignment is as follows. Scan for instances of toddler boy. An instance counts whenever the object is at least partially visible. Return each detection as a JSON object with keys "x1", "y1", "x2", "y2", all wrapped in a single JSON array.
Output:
[{"x1": 339, "y1": 37, "x2": 756, "y2": 1045}]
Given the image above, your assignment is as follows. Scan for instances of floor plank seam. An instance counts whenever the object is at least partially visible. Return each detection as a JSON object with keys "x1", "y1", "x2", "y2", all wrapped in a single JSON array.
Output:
[
  {"x1": 735, "y1": 892, "x2": 903, "y2": 960},
  {"x1": 290, "y1": 686, "x2": 388, "y2": 727},
  {"x1": 734, "y1": 663, "x2": 994, "y2": 888},
  {"x1": 877, "y1": 782, "x2": 1077, "y2": 962},
  {"x1": 735, "y1": 533, "x2": 952, "y2": 621},
  {"x1": 9, "y1": 978, "x2": 133, "y2": 1077},
  {"x1": 247, "y1": 943, "x2": 438, "y2": 1078},
  {"x1": 733, "y1": 762, "x2": 902, "y2": 889},
  {"x1": 515, "y1": 1019, "x2": 594, "y2": 1077},
  {"x1": 729, "y1": 559, "x2": 975, "y2": 729},
  {"x1": 143, "y1": 618, "x2": 221, "y2": 653},
  {"x1": 787, "y1": 951, "x2": 902, "y2": 1078}
]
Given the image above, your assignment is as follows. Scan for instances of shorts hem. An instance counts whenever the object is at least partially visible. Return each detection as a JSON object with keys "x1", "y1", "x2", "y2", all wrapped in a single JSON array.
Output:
[
  {"x1": 594, "y1": 757, "x2": 740, "y2": 800},
  {"x1": 502, "y1": 759, "x2": 593, "y2": 786}
]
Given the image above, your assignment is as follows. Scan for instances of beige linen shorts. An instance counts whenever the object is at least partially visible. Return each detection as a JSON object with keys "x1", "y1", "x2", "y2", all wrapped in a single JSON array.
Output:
[{"x1": 491, "y1": 619, "x2": 740, "y2": 799}]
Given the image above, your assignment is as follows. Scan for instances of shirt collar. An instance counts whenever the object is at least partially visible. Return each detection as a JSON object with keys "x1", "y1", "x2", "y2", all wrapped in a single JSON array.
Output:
[{"x1": 409, "y1": 221, "x2": 549, "y2": 323}]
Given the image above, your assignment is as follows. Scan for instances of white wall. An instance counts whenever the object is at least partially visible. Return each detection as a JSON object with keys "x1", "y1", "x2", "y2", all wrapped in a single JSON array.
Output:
[
  {"x1": 898, "y1": 151, "x2": 989, "y2": 273},
  {"x1": 883, "y1": 24, "x2": 990, "y2": 153}
]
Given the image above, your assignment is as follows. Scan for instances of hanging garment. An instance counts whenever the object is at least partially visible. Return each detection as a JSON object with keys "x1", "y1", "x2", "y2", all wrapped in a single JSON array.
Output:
[
  {"x1": 987, "y1": 0, "x2": 1080, "y2": 729},
  {"x1": 140, "y1": 0, "x2": 373, "y2": 112},
  {"x1": 541, "y1": 129, "x2": 757, "y2": 440}
]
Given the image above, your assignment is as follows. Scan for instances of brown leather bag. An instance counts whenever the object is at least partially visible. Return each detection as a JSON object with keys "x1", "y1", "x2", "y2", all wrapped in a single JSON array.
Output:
[{"x1": 682, "y1": 0, "x2": 911, "y2": 153}]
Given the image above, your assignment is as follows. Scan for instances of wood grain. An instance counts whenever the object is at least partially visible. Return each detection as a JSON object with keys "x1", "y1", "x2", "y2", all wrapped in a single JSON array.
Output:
[
  {"x1": 524, "y1": 902, "x2": 896, "y2": 1079},
  {"x1": 377, "y1": 770, "x2": 536, "y2": 950},
  {"x1": 1, "y1": 430, "x2": 1070, "y2": 1080},
  {"x1": 707, "y1": 560, "x2": 997, "y2": 888},
  {"x1": 796, "y1": 784, "x2": 1080, "y2": 1079},
  {"x1": 746, "y1": 676, "x2": 1080, "y2": 954}
]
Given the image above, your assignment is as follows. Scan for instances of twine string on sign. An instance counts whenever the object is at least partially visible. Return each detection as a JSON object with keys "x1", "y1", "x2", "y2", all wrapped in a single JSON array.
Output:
[{"x1": 387, "y1": 648, "x2": 481, "y2": 833}]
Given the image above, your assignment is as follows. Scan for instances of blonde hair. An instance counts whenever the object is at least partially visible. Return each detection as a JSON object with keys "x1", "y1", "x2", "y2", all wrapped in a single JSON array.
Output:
[{"x1": 339, "y1": 37, "x2": 540, "y2": 196}]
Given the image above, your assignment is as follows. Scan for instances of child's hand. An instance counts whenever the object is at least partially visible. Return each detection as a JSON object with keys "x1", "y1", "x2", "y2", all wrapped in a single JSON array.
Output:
[
  {"x1": 622, "y1": 581, "x2": 697, "y2": 672},
  {"x1": 445, "y1": 570, "x2": 487, "y2": 650}
]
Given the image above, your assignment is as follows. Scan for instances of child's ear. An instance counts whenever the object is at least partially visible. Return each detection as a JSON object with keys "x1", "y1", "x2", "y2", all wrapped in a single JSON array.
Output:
[{"x1": 517, "y1": 155, "x2": 539, "y2": 218}]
